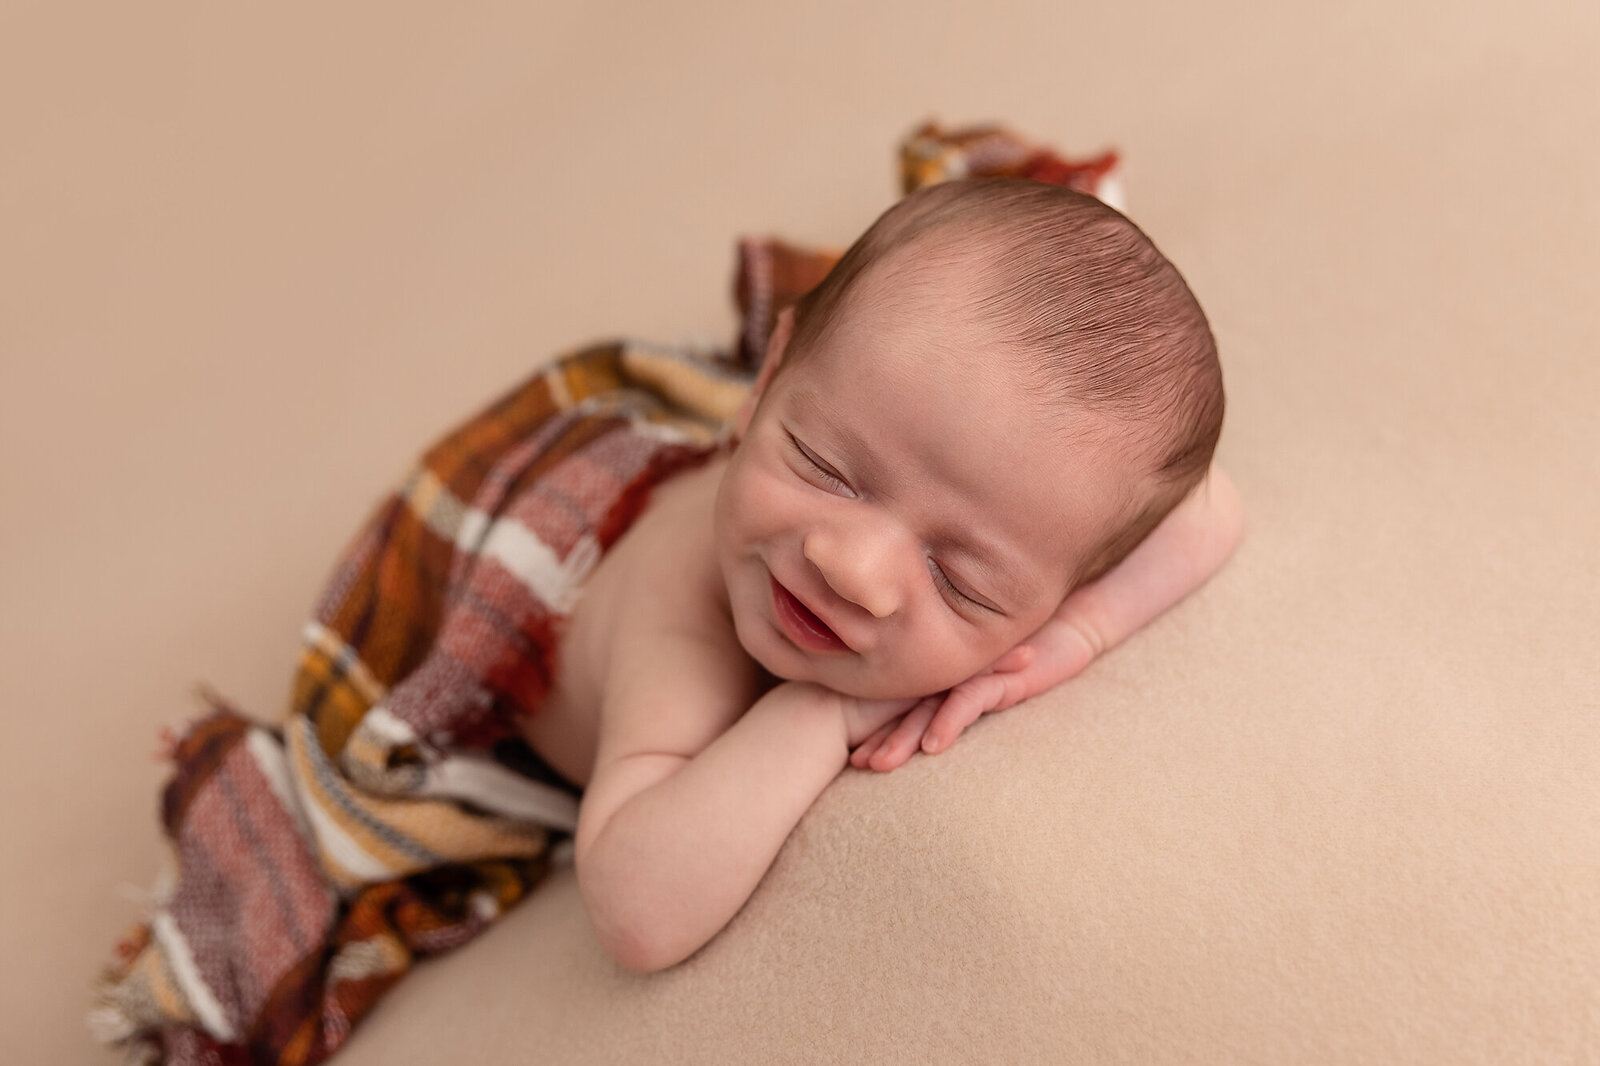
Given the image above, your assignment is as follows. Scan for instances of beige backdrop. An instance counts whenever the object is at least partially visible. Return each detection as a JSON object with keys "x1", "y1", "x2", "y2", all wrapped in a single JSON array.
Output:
[{"x1": 3, "y1": 1, "x2": 1597, "y2": 1062}]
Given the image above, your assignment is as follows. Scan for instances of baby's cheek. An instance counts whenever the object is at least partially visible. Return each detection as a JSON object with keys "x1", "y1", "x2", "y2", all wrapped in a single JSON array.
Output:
[
  {"x1": 891, "y1": 635, "x2": 987, "y2": 695},
  {"x1": 938, "y1": 627, "x2": 1019, "y2": 685},
  {"x1": 745, "y1": 470, "x2": 803, "y2": 536},
  {"x1": 714, "y1": 455, "x2": 768, "y2": 537}
]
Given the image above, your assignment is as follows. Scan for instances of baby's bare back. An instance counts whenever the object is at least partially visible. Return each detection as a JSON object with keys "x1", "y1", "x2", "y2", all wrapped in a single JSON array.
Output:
[{"x1": 519, "y1": 455, "x2": 758, "y2": 787}]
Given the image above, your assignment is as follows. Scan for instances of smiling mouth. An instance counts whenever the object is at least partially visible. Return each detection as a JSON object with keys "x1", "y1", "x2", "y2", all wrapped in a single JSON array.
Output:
[{"x1": 770, "y1": 576, "x2": 849, "y2": 653}]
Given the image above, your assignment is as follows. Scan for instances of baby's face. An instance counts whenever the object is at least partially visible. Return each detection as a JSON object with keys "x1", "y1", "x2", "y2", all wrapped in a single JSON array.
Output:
[{"x1": 714, "y1": 257, "x2": 1150, "y2": 699}]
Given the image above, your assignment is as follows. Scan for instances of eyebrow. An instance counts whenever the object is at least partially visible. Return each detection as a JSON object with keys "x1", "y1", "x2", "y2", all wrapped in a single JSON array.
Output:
[
  {"x1": 791, "y1": 386, "x2": 872, "y2": 465},
  {"x1": 789, "y1": 386, "x2": 1034, "y2": 612}
]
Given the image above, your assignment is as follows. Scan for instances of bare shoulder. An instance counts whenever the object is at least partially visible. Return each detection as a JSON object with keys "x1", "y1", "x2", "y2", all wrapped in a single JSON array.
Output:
[
  {"x1": 523, "y1": 455, "x2": 758, "y2": 786},
  {"x1": 567, "y1": 458, "x2": 765, "y2": 856},
  {"x1": 590, "y1": 456, "x2": 762, "y2": 767}
]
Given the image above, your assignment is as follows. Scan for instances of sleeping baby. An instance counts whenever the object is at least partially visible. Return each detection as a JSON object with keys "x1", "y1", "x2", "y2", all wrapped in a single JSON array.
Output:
[
  {"x1": 523, "y1": 177, "x2": 1243, "y2": 972},
  {"x1": 94, "y1": 172, "x2": 1242, "y2": 1064}
]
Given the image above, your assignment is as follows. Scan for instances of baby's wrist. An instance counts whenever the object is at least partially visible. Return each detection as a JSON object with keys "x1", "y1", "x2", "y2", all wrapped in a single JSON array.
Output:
[{"x1": 764, "y1": 680, "x2": 853, "y2": 761}]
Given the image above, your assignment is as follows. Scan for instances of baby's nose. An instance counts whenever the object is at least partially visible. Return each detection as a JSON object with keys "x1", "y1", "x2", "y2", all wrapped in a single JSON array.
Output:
[{"x1": 803, "y1": 526, "x2": 904, "y2": 619}]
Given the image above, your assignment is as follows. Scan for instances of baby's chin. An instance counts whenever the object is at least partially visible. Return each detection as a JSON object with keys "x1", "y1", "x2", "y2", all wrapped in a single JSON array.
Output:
[
  {"x1": 739, "y1": 633, "x2": 951, "y2": 701},
  {"x1": 727, "y1": 587, "x2": 967, "y2": 699}
]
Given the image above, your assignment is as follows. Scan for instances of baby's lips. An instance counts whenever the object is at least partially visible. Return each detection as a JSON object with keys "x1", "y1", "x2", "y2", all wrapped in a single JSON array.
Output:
[{"x1": 770, "y1": 575, "x2": 851, "y2": 652}]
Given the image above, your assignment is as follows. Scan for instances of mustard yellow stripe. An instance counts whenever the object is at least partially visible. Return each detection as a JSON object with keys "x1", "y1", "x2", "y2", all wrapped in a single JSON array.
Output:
[
  {"x1": 142, "y1": 943, "x2": 194, "y2": 1025},
  {"x1": 379, "y1": 800, "x2": 546, "y2": 865},
  {"x1": 543, "y1": 363, "x2": 574, "y2": 410},
  {"x1": 287, "y1": 718, "x2": 423, "y2": 884},
  {"x1": 620, "y1": 344, "x2": 750, "y2": 422},
  {"x1": 310, "y1": 681, "x2": 374, "y2": 754},
  {"x1": 300, "y1": 622, "x2": 386, "y2": 707},
  {"x1": 289, "y1": 717, "x2": 544, "y2": 888}
]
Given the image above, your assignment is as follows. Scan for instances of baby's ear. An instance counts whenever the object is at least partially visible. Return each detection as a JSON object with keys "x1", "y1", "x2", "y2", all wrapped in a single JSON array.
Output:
[{"x1": 734, "y1": 306, "x2": 794, "y2": 440}]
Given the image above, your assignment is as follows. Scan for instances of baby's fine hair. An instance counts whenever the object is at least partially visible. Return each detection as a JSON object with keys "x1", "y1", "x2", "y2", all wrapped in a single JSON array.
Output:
[{"x1": 787, "y1": 178, "x2": 1225, "y2": 587}]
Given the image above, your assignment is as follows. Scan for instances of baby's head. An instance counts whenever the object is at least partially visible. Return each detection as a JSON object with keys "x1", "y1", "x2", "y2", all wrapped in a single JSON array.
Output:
[{"x1": 716, "y1": 178, "x2": 1223, "y2": 699}]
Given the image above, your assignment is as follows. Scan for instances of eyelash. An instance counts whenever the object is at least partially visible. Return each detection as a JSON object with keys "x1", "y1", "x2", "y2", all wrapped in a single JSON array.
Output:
[
  {"x1": 929, "y1": 560, "x2": 979, "y2": 608},
  {"x1": 789, "y1": 433, "x2": 850, "y2": 492}
]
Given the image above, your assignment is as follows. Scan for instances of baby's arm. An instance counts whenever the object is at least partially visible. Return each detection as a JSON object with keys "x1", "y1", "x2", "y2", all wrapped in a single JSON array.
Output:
[
  {"x1": 852, "y1": 463, "x2": 1245, "y2": 771},
  {"x1": 576, "y1": 638, "x2": 920, "y2": 973}
]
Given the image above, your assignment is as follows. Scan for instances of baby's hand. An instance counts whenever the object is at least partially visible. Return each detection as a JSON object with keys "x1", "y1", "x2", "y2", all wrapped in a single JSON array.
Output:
[
  {"x1": 835, "y1": 688, "x2": 937, "y2": 750},
  {"x1": 848, "y1": 616, "x2": 1101, "y2": 773}
]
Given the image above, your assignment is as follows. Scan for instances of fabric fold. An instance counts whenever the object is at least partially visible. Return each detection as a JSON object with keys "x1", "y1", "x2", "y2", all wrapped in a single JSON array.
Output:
[{"x1": 95, "y1": 342, "x2": 733, "y2": 1066}]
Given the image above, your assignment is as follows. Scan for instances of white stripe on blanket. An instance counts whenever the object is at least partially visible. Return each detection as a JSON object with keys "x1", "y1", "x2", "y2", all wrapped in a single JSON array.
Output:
[
  {"x1": 288, "y1": 718, "x2": 405, "y2": 885},
  {"x1": 477, "y1": 520, "x2": 599, "y2": 616},
  {"x1": 153, "y1": 911, "x2": 235, "y2": 1042},
  {"x1": 416, "y1": 750, "x2": 580, "y2": 832}
]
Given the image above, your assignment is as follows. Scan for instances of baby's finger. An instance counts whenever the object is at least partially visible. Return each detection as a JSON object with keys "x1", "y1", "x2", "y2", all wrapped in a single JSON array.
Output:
[
  {"x1": 988, "y1": 645, "x2": 1035, "y2": 675},
  {"x1": 922, "y1": 676, "x2": 1007, "y2": 754},
  {"x1": 853, "y1": 710, "x2": 913, "y2": 769},
  {"x1": 867, "y1": 697, "x2": 939, "y2": 773},
  {"x1": 849, "y1": 720, "x2": 899, "y2": 769}
]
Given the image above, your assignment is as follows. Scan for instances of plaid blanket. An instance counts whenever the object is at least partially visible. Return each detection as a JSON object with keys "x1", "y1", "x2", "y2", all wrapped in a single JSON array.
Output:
[
  {"x1": 93, "y1": 121, "x2": 1120, "y2": 1066},
  {"x1": 91, "y1": 341, "x2": 743, "y2": 1064}
]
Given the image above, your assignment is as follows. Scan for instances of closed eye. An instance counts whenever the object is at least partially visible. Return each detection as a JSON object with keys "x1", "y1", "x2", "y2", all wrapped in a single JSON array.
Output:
[
  {"x1": 929, "y1": 558, "x2": 994, "y2": 614},
  {"x1": 788, "y1": 433, "x2": 852, "y2": 494}
]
